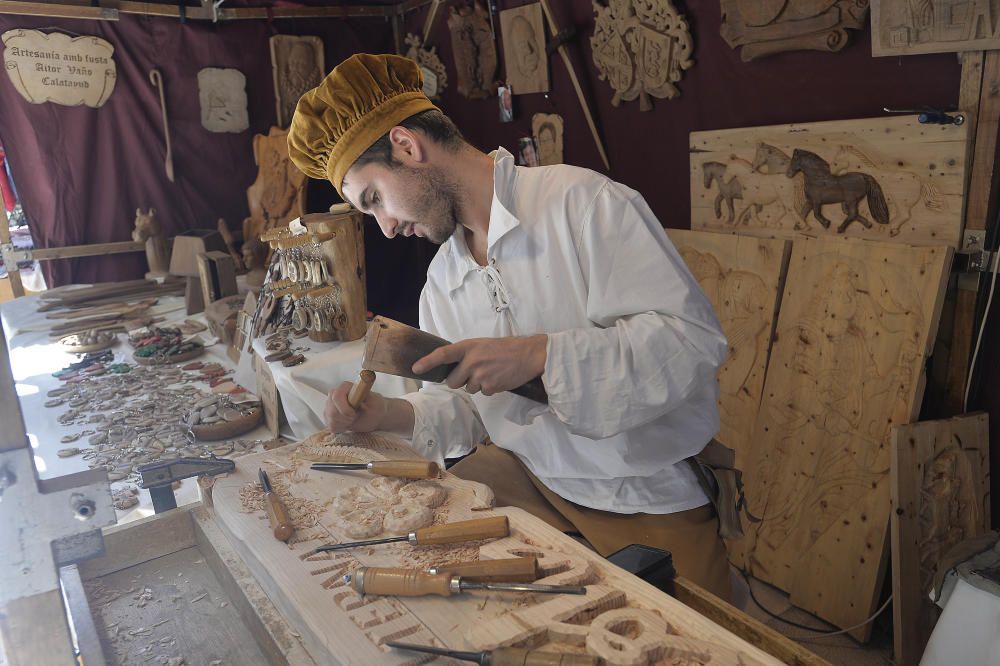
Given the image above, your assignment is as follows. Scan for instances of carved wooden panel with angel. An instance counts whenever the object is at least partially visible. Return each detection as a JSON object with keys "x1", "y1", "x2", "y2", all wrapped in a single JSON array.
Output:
[
  {"x1": 270, "y1": 35, "x2": 325, "y2": 128},
  {"x1": 690, "y1": 115, "x2": 968, "y2": 248},
  {"x1": 448, "y1": 1, "x2": 498, "y2": 99},
  {"x1": 499, "y1": 3, "x2": 549, "y2": 94}
]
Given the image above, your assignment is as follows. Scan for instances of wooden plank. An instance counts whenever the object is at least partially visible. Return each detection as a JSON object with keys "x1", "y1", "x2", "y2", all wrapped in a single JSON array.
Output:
[
  {"x1": 78, "y1": 505, "x2": 197, "y2": 581},
  {"x1": 962, "y1": 49, "x2": 1000, "y2": 233},
  {"x1": 740, "y1": 238, "x2": 952, "y2": 641},
  {"x1": 0, "y1": 321, "x2": 29, "y2": 452},
  {"x1": 671, "y1": 576, "x2": 832, "y2": 666},
  {"x1": 890, "y1": 413, "x2": 990, "y2": 666},
  {"x1": 690, "y1": 116, "x2": 969, "y2": 248},
  {"x1": 0, "y1": 589, "x2": 75, "y2": 666},
  {"x1": 31, "y1": 240, "x2": 144, "y2": 261},
  {"x1": 60, "y1": 564, "x2": 110, "y2": 666},
  {"x1": 872, "y1": 1, "x2": 1000, "y2": 57},
  {"x1": 208, "y1": 432, "x2": 785, "y2": 665},
  {"x1": 0, "y1": 1, "x2": 117, "y2": 20},
  {"x1": 0, "y1": 199, "x2": 25, "y2": 299}
]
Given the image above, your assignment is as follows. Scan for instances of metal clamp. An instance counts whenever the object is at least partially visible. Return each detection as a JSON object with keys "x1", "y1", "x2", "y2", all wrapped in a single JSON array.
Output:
[
  {"x1": 956, "y1": 230, "x2": 996, "y2": 275},
  {"x1": 883, "y1": 106, "x2": 965, "y2": 126}
]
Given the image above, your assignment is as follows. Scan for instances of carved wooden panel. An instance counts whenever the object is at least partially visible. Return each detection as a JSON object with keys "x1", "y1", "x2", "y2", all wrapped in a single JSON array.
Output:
[
  {"x1": 500, "y1": 3, "x2": 549, "y2": 95},
  {"x1": 270, "y1": 35, "x2": 324, "y2": 128},
  {"x1": 209, "y1": 431, "x2": 784, "y2": 665},
  {"x1": 666, "y1": 230, "x2": 789, "y2": 467},
  {"x1": 532, "y1": 113, "x2": 563, "y2": 165},
  {"x1": 448, "y1": 2, "x2": 498, "y2": 100},
  {"x1": 591, "y1": 0, "x2": 693, "y2": 111},
  {"x1": 891, "y1": 413, "x2": 990, "y2": 666},
  {"x1": 720, "y1": 0, "x2": 869, "y2": 62},
  {"x1": 197, "y1": 68, "x2": 249, "y2": 134},
  {"x1": 872, "y1": 0, "x2": 1000, "y2": 57},
  {"x1": 740, "y1": 238, "x2": 952, "y2": 640},
  {"x1": 404, "y1": 34, "x2": 447, "y2": 100},
  {"x1": 690, "y1": 116, "x2": 968, "y2": 248},
  {"x1": 243, "y1": 126, "x2": 307, "y2": 244}
]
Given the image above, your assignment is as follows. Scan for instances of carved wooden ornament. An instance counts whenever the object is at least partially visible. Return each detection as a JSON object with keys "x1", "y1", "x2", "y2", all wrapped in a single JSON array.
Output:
[
  {"x1": 590, "y1": 0, "x2": 693, "y2": 111},
  {"x1": 448, "y1": 1, "x2": 498, "y2": 99},
  {"x1": 404, "y1": 33, "x2": 448, "y2": 100},
  {"x1": 872, "y1": 0, "x2": 1000, "y2": 56},
  {"x1": 500, "y1": 3, "x2": 549, "y2": 94},
  {"x1": 2, "y1": 29, "x2": 116, "y2": 107},
  {"x1": 243, "y1": 126, "x2": 307, "y2": 244},
  {"x1": 721, "y1": 1, "x2": 869, "y2": 61},
  {"x1": 532, "y1": 112, "x2": 564, "y2": 165},
  {"x1": 270, "y1": 35, "x2": 324, "y2": 128},
  {"x1": 197, "y1": 67, "x2": 249, "y2": 133}
]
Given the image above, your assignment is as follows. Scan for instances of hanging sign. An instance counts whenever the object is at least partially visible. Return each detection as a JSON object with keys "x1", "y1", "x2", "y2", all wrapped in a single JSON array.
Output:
[{"x1": 2, "y1": 29, "x2": 117, "y2": 107}]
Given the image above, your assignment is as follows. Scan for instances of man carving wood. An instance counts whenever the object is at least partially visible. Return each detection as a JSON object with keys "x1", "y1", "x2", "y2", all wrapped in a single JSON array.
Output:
[{"x1": 287, "y1": 54, "x2": 732, "y2": 599}]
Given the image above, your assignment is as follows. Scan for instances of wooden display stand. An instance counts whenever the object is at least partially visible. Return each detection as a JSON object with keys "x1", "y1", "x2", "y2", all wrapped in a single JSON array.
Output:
[
  {"x1": 195, "y1": 251, "x2": 238, "y2": 307},
  {"x1": 302, "y1": 210, "x2": 367, "y2": 342}
]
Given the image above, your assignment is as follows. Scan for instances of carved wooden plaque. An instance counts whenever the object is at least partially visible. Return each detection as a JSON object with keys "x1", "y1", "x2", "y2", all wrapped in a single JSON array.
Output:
[
  {"x1": 2, "y1": 29, "x2": 116, "y2": 107},
  {"x1": 721, "y1": 0, "x2": 869, "y2": 61},
  {"x1": 404, "y1": 33, "x2": 448, "y2": 100},
  {"x1": 197, "y1": 67, "x2": 249, "y2": 134},
  {"x1": 243, "y1": 126, "x2": 307, "y2": 244},
  {"x1": 891, "y1": 413, "x2": 990, "y2": 666},
  {"x1": 448, "y1": 1, "x2": 498, "y2": 99},
  {"x1": 590, "y1": 0, "x2": 693, "y2": 111},
  {"x1": 690, "y1": 115, "x2": 968, "y2": 248},
  {"x1": 499, "y1": 3, "x2": 549, "y2": 95},
  {"x1": 532, "y1": 112, "x2": 564, "y2": 165},
  {"x1": 740, "y1": 238, "x2": 951, "y2": 639},
  {"x1": 872, "y1": 0, "x2": 1000, "y2": 56},
  {"x1": 270, "y1": 35, "x2": 324, "y2": 128}
]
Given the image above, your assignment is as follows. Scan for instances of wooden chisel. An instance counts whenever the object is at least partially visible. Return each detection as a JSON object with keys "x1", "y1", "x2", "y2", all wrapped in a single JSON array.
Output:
[
  {"x1": 345, "y1": 566, "x2": 586, "y2": 597},
  {"x1": 310, "y1": 459, "x2": 440, "y2": 479},
  {"x1": 315, "y1": 516, "x2": 509, "y2": 552},
  {"x1": 426, "y1": 556, "x2": 539, "y2": 582},
  {"x1": 258, "y1": 468, "x2": 294, "y2": 542},
  {"x1": 388, "y1": 642, "x2": 601, "y2": 666}
]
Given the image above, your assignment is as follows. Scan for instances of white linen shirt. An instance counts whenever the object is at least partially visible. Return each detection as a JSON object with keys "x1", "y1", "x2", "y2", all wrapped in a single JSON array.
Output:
[{"x1": 405, "y1": 148, "x2": 728, "y2": 514}]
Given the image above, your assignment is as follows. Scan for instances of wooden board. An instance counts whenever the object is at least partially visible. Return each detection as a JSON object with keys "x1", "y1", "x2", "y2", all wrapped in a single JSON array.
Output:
[
  {"x1": 890, "y1": 413, "x2": 990, "y2": 666},
  {"x1": 739, "y1": 238, "x2": 952, "y2": 641},
  {"x1": 872, "y1": 0, "x2": 1000, "y2": 57},
  {"x1": 690, "y1": 116, "x2": 968, "y2": 248},
  {"x1": 499, "y1": 3, "x2": 548, "y2": 95},
  {"x1": 208, "y1": 432, "x2": 784, "y2": 666}
]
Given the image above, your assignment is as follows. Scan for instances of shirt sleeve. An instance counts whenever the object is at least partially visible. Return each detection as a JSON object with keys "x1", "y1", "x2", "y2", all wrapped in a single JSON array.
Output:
[
  {"x1": 542, "y1": 181, "x2": 728, "y2": 439},
  {"x1": 403, "y1": 288, "x2": 489, "y2": 465}
]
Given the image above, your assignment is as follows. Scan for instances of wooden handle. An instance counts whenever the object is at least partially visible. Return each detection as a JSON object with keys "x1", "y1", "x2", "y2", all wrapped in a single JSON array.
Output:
[
  {"x1": 352, "y1": 567, "x2": 454, "y2": 597},
  {"x1": 412, "y1": 516, "x2": 509, "y2": 545},
  {"x1": 509, "y1": 377, "x2": 548, "y2": 404},
  {"x1": 492, "y1": 648, "x2": 600, "y2": 666},
  {"x1": 430, "y1": 556, "x2": 538, "y2": 582},
  {"x1": 264, "y1": 492, "x2": 295, "y2": 542},
  {"x1": 369, "y1": 460, "x2": 440, "y2": 479},
  {"x1": 347, "y1": 370, "x2": 376, "y2": 409}
]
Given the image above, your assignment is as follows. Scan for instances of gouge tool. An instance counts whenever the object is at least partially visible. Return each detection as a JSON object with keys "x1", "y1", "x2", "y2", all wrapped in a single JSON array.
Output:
[
  {"x1": 387, "y1": 642, "x2": 601, "y2": 665},
  {"x1": 315, "y1": 515, "x2": 508, "y2": 552},
  {"x1": 258, "y1": 468, "x2": 294, "y2": 542},
  {"x1": 346, "y1": 566, "x2": 586, "y2": 597},
  {"x1": 426, "y1": 556, "x2": 539, "y2": 582},
  {"x1": 310, "y1": 459, "x2": 440, "y2": 479}
]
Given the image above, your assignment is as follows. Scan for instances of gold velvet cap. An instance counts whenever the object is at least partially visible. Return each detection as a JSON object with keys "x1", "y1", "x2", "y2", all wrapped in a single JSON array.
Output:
[{"x1": 287, "y1": 53, "x2": 438, "y2": 197}]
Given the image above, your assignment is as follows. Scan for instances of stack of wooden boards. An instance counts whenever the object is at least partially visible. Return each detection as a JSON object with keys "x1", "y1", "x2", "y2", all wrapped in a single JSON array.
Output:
[
  {"x1": 676, "y1": 114, "x2": 991, "y2": 660},
  {"x1": 207, "y1": 432, "x2": 785, "y2": 665}
]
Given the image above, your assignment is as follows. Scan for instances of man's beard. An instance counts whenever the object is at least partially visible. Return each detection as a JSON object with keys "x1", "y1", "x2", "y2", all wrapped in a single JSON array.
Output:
[{"x1": 404, "y1": 165, "x2": 460, "y2": 245}]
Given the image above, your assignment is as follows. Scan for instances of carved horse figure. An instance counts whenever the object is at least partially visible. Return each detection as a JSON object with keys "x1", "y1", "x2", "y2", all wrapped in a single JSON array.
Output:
[
  {"x1": 786, "y1": 149, "x2": 890, "y2": 233},
  {"x1": 702, "y1": 161, "x2": 744, "y2": 223}
]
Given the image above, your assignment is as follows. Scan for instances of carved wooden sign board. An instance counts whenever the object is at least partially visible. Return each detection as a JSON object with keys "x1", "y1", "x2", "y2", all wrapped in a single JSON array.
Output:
[
  {"x1": 448, "y1": 1, "x2": 498, "y2": 99},
  {"x1": 591, "y1": 0, "x2": 693, "y2": 111},
  {"x1": 720, "y1": 0, "x2": 869, "y2": 61},
  {"x1": 532, "y1": 113, "x2": 564, "y2": 165},
  {"x1": 270, "y1": 35, "x2": 324, "y2": 128},
  {"x1": 197, "y1": 67, "x2": 249, "y2": 133},
  {"x1": 872, "y1": 0, "x2": 1000, "y2": 56},
  {"x1": 690, "y1": 115, "x2": 968, "y2": 248},
  {"x1": 207, "y1": 431, "x2": 783, "y2": 665},
  {"x1": 499, "y1": 3, "x2": 549, "y2": 95},
  {"x1": 2, "y1": 29, "x2": 116, "y2": 107}
]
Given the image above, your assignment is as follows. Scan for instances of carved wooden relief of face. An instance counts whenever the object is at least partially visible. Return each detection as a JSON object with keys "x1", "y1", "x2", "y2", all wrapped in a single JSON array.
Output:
[{"x1": 510, "y1": 16, "x2": 539, "y2": 74}]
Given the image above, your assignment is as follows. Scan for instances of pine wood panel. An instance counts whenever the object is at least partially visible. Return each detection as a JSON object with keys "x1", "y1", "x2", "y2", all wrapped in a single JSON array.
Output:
[
  {"x1": 690, "y1": 116, "x2": 968, "y2": 248},
  {"x1": 209, "y1": 432, "x2": 784, "y2": 665},
  {"x1": 872, "y1": 1, "x2": 1000, "y2": 57},
  {"x1": 890, "y1": 413, "x2": 990, "y2": 666},
  {"x1": 740, "y1": 238, "x2": 952, "y2": 641}
]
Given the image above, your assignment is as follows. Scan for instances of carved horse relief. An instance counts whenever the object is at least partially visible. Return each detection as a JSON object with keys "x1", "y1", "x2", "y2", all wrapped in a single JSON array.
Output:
[
  {"x1": 591, "y1": 0, "x2": 693, "y2": 111},
  {"x1": 787, "y1": 149, "x2": 890, "y2": 233},
  {"x1": 700, "y1": 144, "x2": 805, "y2": 229}
]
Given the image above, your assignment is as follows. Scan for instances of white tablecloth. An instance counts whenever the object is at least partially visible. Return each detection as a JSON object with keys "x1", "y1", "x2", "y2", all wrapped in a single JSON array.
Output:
[{"x1": 921, "y1": 576, "x2": 1000, "y2": 666}]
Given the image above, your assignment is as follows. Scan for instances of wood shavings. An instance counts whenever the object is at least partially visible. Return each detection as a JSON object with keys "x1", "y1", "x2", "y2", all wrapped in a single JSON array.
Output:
[{"x1": 190, "y1": 593, "x2": 208, "y2": 603}]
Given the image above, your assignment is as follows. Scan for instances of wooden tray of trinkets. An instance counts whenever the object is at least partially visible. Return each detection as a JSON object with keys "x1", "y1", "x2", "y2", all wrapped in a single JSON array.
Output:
[
  {"x1": 185, "y1": 394, "x2": 264, "y2": 441},
  {"x1": 133, "y1": 345, "x2": 205, "y2": 367},
  {"x1": 60, "y1": 330, "x2": 118, "y2": 354}
]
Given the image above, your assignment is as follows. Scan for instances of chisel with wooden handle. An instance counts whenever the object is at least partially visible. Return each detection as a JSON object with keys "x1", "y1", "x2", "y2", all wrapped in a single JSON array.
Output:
[
  {"x1": 310, "y1": 459, "x2": 440, "y2": 479},
  {"x1": 388, "y1": 642, "x2": 600, "y2": 666},
  {"x1": 258, "y1": 468, "x2": 294, "y2": 542},
  {"x1": 346, "y1": 567, "x2": 586, "y2": 597},
  {"x1": 426, "y1": 556, "x2": 539, "y2": 582},
  {"x1": 315, "y1": 516, "x2": 508, "y2": 552},
  {"x1": 346, "y1": 369, "x2": 375, "y2": 408}
]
